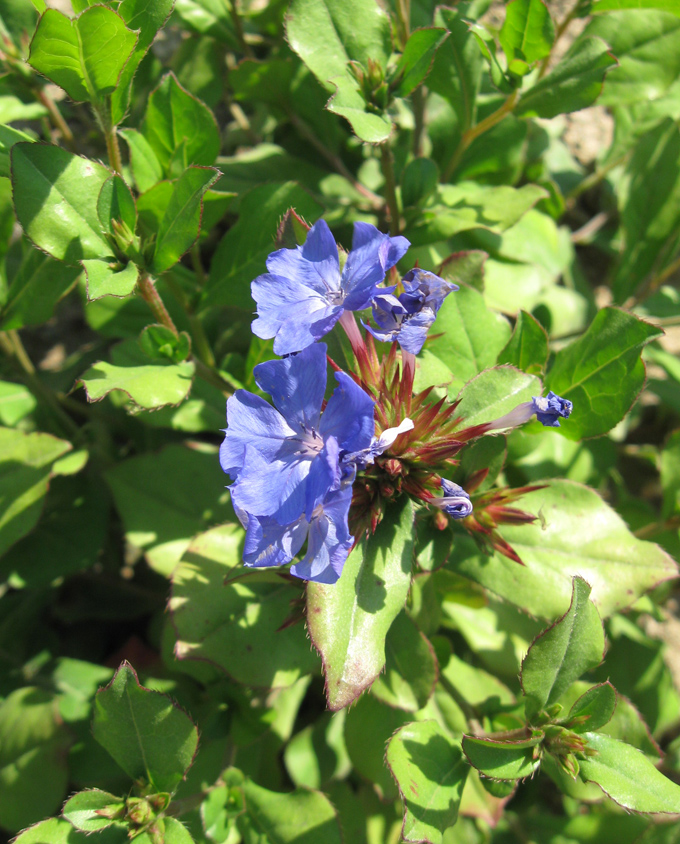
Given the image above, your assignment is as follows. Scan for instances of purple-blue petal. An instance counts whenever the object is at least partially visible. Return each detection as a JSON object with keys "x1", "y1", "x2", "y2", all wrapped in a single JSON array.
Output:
[
  {"x1": 254, "y1": 343, "x2": 327, "y2": 431},
  {"x1": 319, "y1": 371, "x2": 375, "y2": 453},
  {"x1": 290, "y1": 486, "x2": 353, "y2": 583},
  {"x1": 265, "y1": 219, "x2": 340, "y2": 297},
  {"x1": 341, "y1": 224, "x2": 411, "y2": 311},
  {"x1": 397, "y1": 309, "x2": 436, "y2": 355},
  {"x1": 241, "y1": 511, "x2": 308, "y2": 568},
  {"x1": 230, "y1": 444, "x2": 310, "y2": 524}
]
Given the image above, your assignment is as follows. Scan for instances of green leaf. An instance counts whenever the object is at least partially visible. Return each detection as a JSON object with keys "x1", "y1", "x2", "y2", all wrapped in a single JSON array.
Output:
[
  {"x1": 0, "y1": 0, "x2": 38, "y2": 47},
  {"x1": 0, "y1": 240, "x2": 81, "y2": 329},
  {"x1": 79, "y1": 356, "x2": 194, "y2": 410},
  {"x1": 28, "y1": 6, "x2": 138, "y2": 104},
  {"x1": 565, "y1": 682, "x2": 617, "y2": 733},
  {"x1": 440, "y1": 651, "x2": 516, "y2": 709},
  {"x1": 153, "y1": 166, "x2": 220, "y2": 274},
  {"x1": 386, "y1": 721, "x2": 468, "y2": 844},
  {"x1": 284, "y1": 712, "x2": 350, "y2": 790},
  {"x1": 307, "y1": 496, "x2": 415, "y2": 711},
  {"x1": 578, "y1": 732, "x2": 680, "y2": 812},
  {"x1": 612, "y1": 120, "x2": 680, "y2": 302},
  {"x1": 286, "y1": 0, "x2": 392, "y2": 91},
  {"x1": 239, "y1": 773, "x2": 343, "y2": 844},
  {"x1": 0, "y1": 381, "x2": 36, "y2": 427},
  {"x1": 12, "y1": 143, "x2": 113, "y2": 262},
  {"x1": 469, "y1": 22, "x2": 514, "y2": 94},
  {"x1": 139, "y1": 325, "x2": 191, "y2": 363},
  {"x1": 0, "y1": 124, "x2": 33, "y2": 178},
  {"x1": 82, "y1": 260, "x2": 139, "y2": 301},
  {"x1": 401, "y1": 157, "x2": 439, "y2": 208},
  {"x1": 500, "y1": 0, "x2": 555, "y2": 65},
  {"x1": 521, "y1": 577, "x2": 605, "y2": 720},
  {"x1": 545, "y1": 307, "x2": 663, "y2": 440},
  {"x1": 438, "y1": 249, "x2": 487, "y2": 292},
  {"x1": 0, "y1": 687, "x2": 70, "y2": 832},
  {"x1": 394, "y1": 27, "x2": 448, "y2": 98},
  {"x1": 451, "y1": 480, "x2": 679, "y2": 619},
  {"x1": 164, "y1": 818, "x2": 195, "y2": 844},
  {"x1": 170, "y1": 524, "x2": 319, "y2": 687},
  {"x1": 111, "y1": 0, "x2": 175, "y2": 125},
  {"x1": 462, "y1": 734, "x2": 542, "y2": 780},
  {"x1": 0, "y1": 427, "x2": 71, "y2": 558},
  {"x1": 371, "y1": 611, "x2": 437, "y2": 712},
  {"x1": 593, "y1": 0, "x2": 680, "y2": 12},
  {"x1": 515, "y1": 37, "x2": 617, "y2": 118},
  {"x1": 661, "y1": 429, "x2": 680, "y2": 518},
  {"x1": 326, "y1": 76, "x2": 393, "y2": 143},
  {"x1": 93, "y1": 661, "x2": 198, "y2": 793},
  {"x1": 497, "y1": 310, "x2": 549, "y2": 375},
  {"x1": 204, "y1": 182, "x2": 322, "y2": 310},
  {"x1": 142, "y1": 73, "x2": 220, "y2": 175},
  {"x1": 172, "y1": 0, "x2": 237, "y2": 44},
  {"x1": 105, "y1": 445, "x2": 232, "y2": 577},
  {"x1": 428, "y1": 5, "x2": 484, "y2": 133},
  {"x1": 582, "y1": 10, "x2": 680, "y2": 105},
  {"x1": 63, "y1": 790, "x2": 125, "y2": 832},
  {"x1": 97, "y1": 175, "x2": 137, "y2": 236},
  {"x1": 452, "y1": 365, "x2": 541, "y2": 425},
  {"x1": 120, "y1": 128, "x2": 164, "y2": 193},
  {"x1": 11, "y1": 819, "x2": 125, "y2": 844},
  {"x1": 427, "y1": 285, "x2": 512, "y2": 396}
]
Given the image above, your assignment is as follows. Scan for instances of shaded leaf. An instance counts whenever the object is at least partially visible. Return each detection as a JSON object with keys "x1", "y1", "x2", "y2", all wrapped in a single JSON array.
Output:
[
  {"x1": 462, "y1": 734, "x2": 542, "y2": 780},
  {"x1": 93, "y1": 661, "x2": 198, "y2": 793},
  {"x1": 82, "y1": 260, "x2": 139, "y2": 301},
  {"x1": 63, "y1": 790, "x2": 125, "y2": 832},
  {"x1": 496, "y1": 310, "x2": 549, "y2": 375},
  {"x1": 566, "y1": 682, "x2": 617, "y2": 733},
  {"x1": 394, "y1": 27, "x2": 448, "y2": 98},
  {"x1": 500, "y1": 0, "x2": 555, "y2": 65},
  {"x1": 120, "y1": 128, "x2": 164, "y2": 193},
  {"x1": 97, "y1": 175, "x2": 137, "y2": 236}
]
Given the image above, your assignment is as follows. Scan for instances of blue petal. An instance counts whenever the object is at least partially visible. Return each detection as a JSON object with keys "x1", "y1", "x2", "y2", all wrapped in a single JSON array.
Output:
[
  {"x1": 265, "y1": 219, "x2": 340, "y2": 296},
  {"x1": 230, "y1": 444, "x2": 311, "y2": 524},
  {"x1": 242, "y1": 511, "x2": 308, "y2": 568},
  {"x1": 397, "y1": 309, "x2": 436, "y2": 355},
  {"x1": 342, "y1": 224, "x2": 410, "y2": 311},
  {"x1": 251, "y1": 273, "x2": 336, "y2": 355},
  {"x1": 290, "y1": 486, "x2": 353, "y2": 583},
  {"x1": 254, "y1": 343, "x2": 327, "y2": 431},
  {"x1": 320, "y1": 371, "x2": 375, "y2": 453},
  {"x1": 305, "y1": 435, "x2": 342, "y2": 517},
  {"x1": 220, "y1": 390, "x2": 295, "y2": 479}
]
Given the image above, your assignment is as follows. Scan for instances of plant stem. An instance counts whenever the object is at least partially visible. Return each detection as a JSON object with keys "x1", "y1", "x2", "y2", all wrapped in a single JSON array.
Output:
[
  {"x1": 35, "y1": 87, "x2": 76, "y2": 149},
  {"x1": 104, "y1": 124, "x2": 123, "y2": 174},
  {"x1": 412, "y1": 85, "x2": 426, "y2": 157},
  {"x1": 380, "y1": 142, "x2": 401, "y2": 236},
  {"x1": 229, "y1": 0, "x2": 253, "y2": 57},
  {"x1": 396, "y1": 0, "x2": 411, "y2": 47},
  {"x1": 634, "y1": 515, "x2": 680, "y2": 539},
  {"x1": 137, "y1": 271, "x2": 180, "y2": 336},
  {"x1": 565, "y1": 153, "x2": 629, "y2": 205},
  {"x1": 626, "y1": 251, "x2": 680, "y2": 309},
  {"x1": 537, "y1": 2, "x2": 578, "y2": 79},
  {"x1": 287, "y1": 110, "x2": 383, "y2": 209},
  {"x1": 443, "y1": 89, "x2": 519, "y2": 182}
]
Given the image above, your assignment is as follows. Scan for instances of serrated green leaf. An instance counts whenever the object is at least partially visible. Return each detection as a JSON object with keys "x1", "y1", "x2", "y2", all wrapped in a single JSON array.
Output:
[
  {"x1": 427, "y1": 285, "x2": 512, "y2": 396},
  {"x1": 593, "y1": 0, "x2": 680, "y2": 11},
  {"x1": 93, "y1": 662, "x2": 198, "y2": 793},
  {"x1": 97, "y1": 175, "x2": 137, "y2": 235},
  {"x1": 578, "y1": 732, "x2": 680, "y2": 811},
  {"x1": 661, "y1": 429, "x2": 680, "y2": 518},
  {"x1": 286, "y1": 0, "x2": 392, "y2": 91},
  {"x1": 120, "y1": 128, "x2": 164, "y2": 192},
  {"x1": 82, "y1": 260, "x2": 138, "y2": 301},
  {"x1": 386, "y1": 721, "x2": 468, "y2": 844},
  {"x1": 153, "y1": 166, "x2": 219, "y2": 273},
  {"x1": 0, "y1": 687, "x2": 70, "y2": 832},
  {"x1": 438, "y1": 249, "x2": 486, "y2": 292},
  {"x1": 111, "y1": 0, "x2": 175, "y2": 125},
  {"x1": 497, "y1": 310, "x2": 549, "y2": 374},
  {"x1": 139, "y1": 325, "x2": 191, "y2": 363},
  {"x1": 515, "y1": 37, "x2": 617, "y2": 118},
  {"x1": 170, "y1": 525, "x2": 319, "y2": 687},
  {"x1": 0, "y1": 381, "x2": 36, "y2": 427},
  {"x1": 566, "y1": 682, "x2": 617, "y2": 733},
  {"x1": 462, "y1": 734, "x2": 541, "y2": 780},
  {"x1": 452, "y1": 480, "x2": 678, "y2": 619},
  {"x1": 11, "y1": 819, "x2": 124, "y2": 844},
  {"x1": 500, "y1": 0, "x2": 555, "y2": 65},
  {"x1": 0, "y1": 426, "x2": 71, "y2": 558},
  {"x1": 0, "y1": 240, "x2": 81, "y2": 329},
  {"x1": 394, "y1": 27, "x2": 448, "y2": 98},
  {"x1": 63, "y1": 790, "x2": 125, "y2": 832},
  {"x1": 371, "y1": 611, "x2": 437, "y2": 712},
  {"x1": 283, "y1": 711, "x2": 349, "y2": 790},
  {"x1": 142, "y1": 72, "x2": 220, "y2": 175},
  {"x1": 203, "y1": 182, "x2": 322, "y2": 311},
  {"x1": 429, "y1": 5, "x2": 484, "y2": 132},
  {"x1": 172, "y1": 0, "x2": 237, "y2": 44},
  {"x1": 327, "y1": 75, "x2": 393, "y2": 143},
  {"x1": 29, "y1": 6, "x2": 138, "y2": 104},
  {"x1": 452, "y1": 365, "x2": 541, "y2": 425},
  {"x1": 12, "y1": 143, "x2": 113, "y2": 262},
  {"x1": 583, "y1": 10, "x2": 680, "y2": 106},
  {"x1": 612, "y1": 120, "x2": 680, "y2": 302},
  {"x1": 521, "y1": 577, "x2": 605, "y2": 719},
  {"x1": 307, "y1": 496, "x2": 415, "y2": 711},
  {"x1": 545, "y1": 307, "x2": 663, "y2": 440}
]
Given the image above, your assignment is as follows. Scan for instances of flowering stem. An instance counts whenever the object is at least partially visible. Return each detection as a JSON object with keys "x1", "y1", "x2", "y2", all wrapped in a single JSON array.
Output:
[
  {"x1": 380, "y1": 143, "x2": 401, "y2": 236},
  {"x1": 137, "y1": 271, "x2": 179, "y2": 336},
  {"x1": 443, "y1": 90, "x2": 519, "y2": 182}
]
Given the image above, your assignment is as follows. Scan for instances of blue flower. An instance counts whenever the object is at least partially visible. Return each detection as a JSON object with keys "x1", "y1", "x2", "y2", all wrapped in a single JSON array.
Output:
[
  {"x1": 431, "y1": 479, "x2": 473, "y2": 519},
  {"x1": 531, "y1": 391, "x2": 573, "y2": 427},
  {"x1": 364, "y1": 269, "x2": 458, "y2": 354},
  {"x1": 220, "y1": 343, "x2": 375, "y2": 582},
  {"x1": 251, "y1": 219, "x2": 410, "y2": 355}
]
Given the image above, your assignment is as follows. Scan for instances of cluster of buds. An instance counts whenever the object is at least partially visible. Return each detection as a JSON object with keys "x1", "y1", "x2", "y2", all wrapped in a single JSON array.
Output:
[{"x1": 220, "y1": 216, "x2": 572, "y2": 583}]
